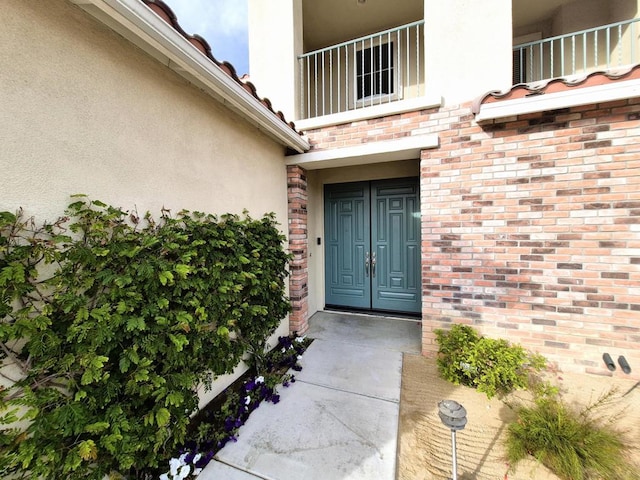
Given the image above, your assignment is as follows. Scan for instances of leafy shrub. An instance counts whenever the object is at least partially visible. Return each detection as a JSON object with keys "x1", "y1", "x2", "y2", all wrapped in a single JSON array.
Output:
[
  {"x1": 157, "y1": 334, "x2": 312, "y2": 479},
  {"x1": 435, "y1": 324, "x2": 545, "y2": 398},
  {"x1": 506, "y1": 392, "x2": 639, "y2": 480},
  {"x1": 0, "y1": 198, "x2": 291, "y2": 479}
]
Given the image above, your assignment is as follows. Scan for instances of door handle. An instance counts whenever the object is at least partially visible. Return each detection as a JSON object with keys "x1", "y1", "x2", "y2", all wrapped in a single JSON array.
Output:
[
  {"x1": 371, "y1": 251, "x2": 376, "y2": 278},
  {"x1": 365, "y1": 252, "x2": 370, "y2": 277}
]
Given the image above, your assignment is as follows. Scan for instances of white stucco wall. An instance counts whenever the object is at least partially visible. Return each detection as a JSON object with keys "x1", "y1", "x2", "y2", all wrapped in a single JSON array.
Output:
[
  {"x1": 552, "y1": 0, "x2": 609, "y2": 35},
  {"x1": 611, "y1": 0, "x2": 640, "y2": 22},
  {"x1": 424, "y1": 0, "x2": 513, "y2": 105},
  {"x1": 248, "y1": 0, "x2": 302, "y2": 121},
  {"x1": 1, "y1": 0, "x2": 291, "y2": 404}
]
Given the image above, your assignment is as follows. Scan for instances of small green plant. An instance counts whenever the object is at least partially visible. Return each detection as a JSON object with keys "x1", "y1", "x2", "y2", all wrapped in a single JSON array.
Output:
[
  {"x1": 435, "y1": 324, "x2": 546, "y2": 398},
  {"x1": 506, "y1": 391, "x2": 639, "y2": 480}
]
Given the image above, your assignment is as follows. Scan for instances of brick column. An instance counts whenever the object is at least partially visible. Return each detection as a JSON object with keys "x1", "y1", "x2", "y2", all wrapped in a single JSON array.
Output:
[
  {"x1": 287, "y1": 165, "x2": 309, "y2": 335},
  {"x1": 420, "y1": 148, "x2": 438, "y2": 359}
]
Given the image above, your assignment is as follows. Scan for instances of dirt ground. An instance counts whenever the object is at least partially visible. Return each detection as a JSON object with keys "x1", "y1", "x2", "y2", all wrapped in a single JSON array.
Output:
[{"x1": 397, "y1": 354, "x2": 640, "y2": 480}]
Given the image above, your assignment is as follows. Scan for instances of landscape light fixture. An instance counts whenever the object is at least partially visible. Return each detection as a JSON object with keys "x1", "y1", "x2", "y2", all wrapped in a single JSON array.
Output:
[{"x1": 438, "y1": 399, "x2": 467, "y2": 480}]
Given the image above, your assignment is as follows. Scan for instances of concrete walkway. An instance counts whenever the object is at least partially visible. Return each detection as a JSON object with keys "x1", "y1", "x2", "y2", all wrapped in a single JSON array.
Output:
[{"x1": 200, "y1": 311, "x2": 421, "y2": 480}]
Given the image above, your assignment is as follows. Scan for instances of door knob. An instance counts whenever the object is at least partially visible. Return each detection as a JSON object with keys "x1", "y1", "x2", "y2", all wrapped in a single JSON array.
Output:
[{"x1": 365, "y1": 252, "x2": 370, "y2": 277}]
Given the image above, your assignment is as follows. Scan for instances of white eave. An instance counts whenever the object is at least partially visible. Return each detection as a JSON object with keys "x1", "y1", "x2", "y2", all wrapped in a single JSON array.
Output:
[
  {"x1": 70, "y1": 0, "x2": 309, "y2": 153},
  {"x1": 296, "y1": 95, "x2": 443, "y2": 131},
  {"x1": 475, "y1": 77, "x2": 640, "y2": 122},
  {"x1": 286, "y1": 134, "x2": 439, "y2": 170}
]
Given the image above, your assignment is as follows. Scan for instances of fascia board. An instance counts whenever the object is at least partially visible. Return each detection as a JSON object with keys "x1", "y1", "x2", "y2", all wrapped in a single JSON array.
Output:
[
  {"x1": 476, "y1": 79, "x2": 640, "y2": 122},
  {"x1": 286, "y1": 134, "x2": 439, "y2": 170}
]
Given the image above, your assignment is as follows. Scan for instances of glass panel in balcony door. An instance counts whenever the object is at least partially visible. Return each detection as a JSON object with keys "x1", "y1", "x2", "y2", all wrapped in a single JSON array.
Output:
[{"x1": 356, "y1": 43, "x2": 395, "y2": 99}]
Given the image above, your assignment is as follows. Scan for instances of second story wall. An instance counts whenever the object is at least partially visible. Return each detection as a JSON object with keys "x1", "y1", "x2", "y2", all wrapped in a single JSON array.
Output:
[
  {"x1": 249, "y1": 0, "x2": 515, "y2": 123},
  {"x1": 424, "y1": 0, "x2": 513, "y2": 106},
  {"x1": 248, "y1": 0, "x2": 302, "y2": 122}
]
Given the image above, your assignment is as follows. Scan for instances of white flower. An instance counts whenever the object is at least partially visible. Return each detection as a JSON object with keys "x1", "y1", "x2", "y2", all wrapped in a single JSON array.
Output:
[
  {"x1": 288, "y1": 345, "x2": 294, "y2": 350},
  {"x1": 295, "y1": 336, "x2": 305, "y2": 343},
  {"x1": 244, "y1": 395, "x2": 251, "y2": 405},
  {"x1": 297, "y1": 355, "x2": 302, "y2": 360},
  {"x1": 176, "y1": 464, "x2": 191, "y2": 480},
  {"x1": 255, "y1": 375, "x2": 264, "y2": 384},
  {"x1": 169, "y1": 457, "x2": 181, "y2": 476},
  {"x1": 281, "y1": 347, "x2": 286, "y2": 353},
  {"x1": 163, "y1": 453, "x2": 198, "y2": 480}
]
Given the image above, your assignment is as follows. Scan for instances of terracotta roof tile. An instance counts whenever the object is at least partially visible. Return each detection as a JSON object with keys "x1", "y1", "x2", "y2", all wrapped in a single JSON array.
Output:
[
  {"x1": 473, "y1": 64, "x2": 640, "y2": 114},
  {"x1": 141, "y1": 0, "x2": 301, "y2": 135}
]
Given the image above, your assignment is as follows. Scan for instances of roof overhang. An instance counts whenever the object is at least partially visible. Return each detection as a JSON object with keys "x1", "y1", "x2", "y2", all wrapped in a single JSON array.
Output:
[
  {"x1": 286, "y1": 134, "x2": 438, "y2": 170},
  {"x1": 474, "y1": 66, "x2": 640, "y2": 122},
  {"x1": 69, "y1": 0, "x2": 310, "y2": 153}
]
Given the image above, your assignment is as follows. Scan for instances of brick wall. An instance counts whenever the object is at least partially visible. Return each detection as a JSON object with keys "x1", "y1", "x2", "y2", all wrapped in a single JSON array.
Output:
[
  {"x1": 287, "y1": 165, "x2": 309, "y2": 335},
  {"x1": 304, "y1": 98, "x2": 640, "y2": 378}
]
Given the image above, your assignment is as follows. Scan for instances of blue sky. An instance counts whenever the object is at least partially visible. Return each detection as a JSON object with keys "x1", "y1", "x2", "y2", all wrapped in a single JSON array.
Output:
[{"x1": 165, "y1": 0, "x2": 250, "y2": 75}]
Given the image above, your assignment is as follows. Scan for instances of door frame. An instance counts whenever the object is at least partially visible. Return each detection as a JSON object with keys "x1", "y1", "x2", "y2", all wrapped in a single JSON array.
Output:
[{"x1": 323, "y1": 177, "x2": 421, "y2": 315}]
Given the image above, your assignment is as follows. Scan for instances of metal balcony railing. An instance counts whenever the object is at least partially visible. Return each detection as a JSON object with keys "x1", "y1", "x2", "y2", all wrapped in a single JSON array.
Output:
[
  {"x1": 298, "y1": 20, "x2": 425, "y2": 120},
  {"x1": 513, "y1": 17, "x2": 640, "y2": 84}
]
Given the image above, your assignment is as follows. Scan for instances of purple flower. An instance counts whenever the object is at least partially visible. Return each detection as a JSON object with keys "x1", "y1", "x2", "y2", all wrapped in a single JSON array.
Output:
[
  {"x1": 166, "y1": 335, "x2": 311, "y2": 469},
  {"x1": 196, "y1": 451, "x2": 214, "y2": 468},
  {"x1": 224, "y1": 417, "x2": 236, "y2": 432}
]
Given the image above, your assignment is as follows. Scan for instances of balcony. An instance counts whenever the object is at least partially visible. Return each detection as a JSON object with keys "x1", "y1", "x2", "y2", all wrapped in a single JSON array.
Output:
[
  {"x1": 298, "y1": 21, "x2": 426, "y2": 121},
  {"x1": 513, "y1": 18, "x2": 640, "y2": 84},
  {"x1": 292, "y1": 1, "x2": 640, "y2": 125}
]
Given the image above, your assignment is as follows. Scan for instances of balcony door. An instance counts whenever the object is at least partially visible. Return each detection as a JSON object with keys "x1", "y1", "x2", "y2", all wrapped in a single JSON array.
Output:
[
  {"x1": 324, "y1": 178, "x2": 420, "y2": 314},
  {"x1": 356, "y1": 42, "x2": 396, "y2": 101}
]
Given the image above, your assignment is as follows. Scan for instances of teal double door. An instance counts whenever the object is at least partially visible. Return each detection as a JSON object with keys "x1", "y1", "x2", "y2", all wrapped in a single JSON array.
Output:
[{"x1": 324, "y1": 178, "x2": 421, "y2": 314}]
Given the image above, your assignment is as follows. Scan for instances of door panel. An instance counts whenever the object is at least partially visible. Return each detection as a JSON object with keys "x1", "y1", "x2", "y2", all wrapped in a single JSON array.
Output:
[
  {"x1": 324, "y1": 182, "x2": 371, "y2": 309},
  {"x1": 324, "y1": 178, "x2": 420, "y2": 314},
  {"x1": 371, "y1": 179, "x2": 421, "y2": 313}
]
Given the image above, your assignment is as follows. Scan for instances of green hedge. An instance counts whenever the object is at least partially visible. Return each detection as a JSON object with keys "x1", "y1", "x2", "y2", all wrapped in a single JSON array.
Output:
[{"x1": 0, "y1": 197, "x2": 291, "y2": 479}]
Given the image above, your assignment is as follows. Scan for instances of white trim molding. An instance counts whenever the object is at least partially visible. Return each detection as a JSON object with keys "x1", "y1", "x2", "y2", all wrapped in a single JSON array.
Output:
[
  {"x1": 475, "y1": 78, "x2": 640, "y2": 122},
  {"x1": 70, "y1": 0, "x2": 309, "y2": 153},
  {"x1": 296, "y1": 95, "x2": 442, "y2": 131},
  {"x1": 285, "y1": 133, "x2": 439, "y2": 170}
]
